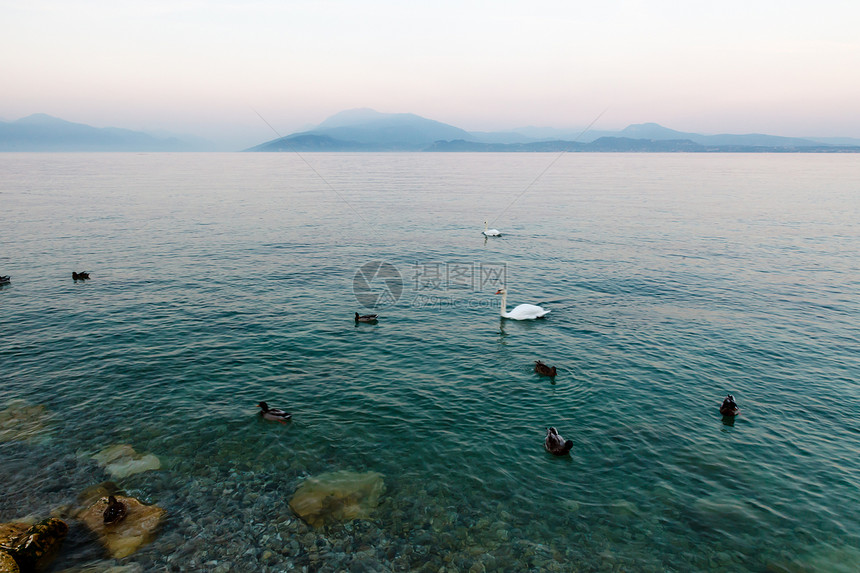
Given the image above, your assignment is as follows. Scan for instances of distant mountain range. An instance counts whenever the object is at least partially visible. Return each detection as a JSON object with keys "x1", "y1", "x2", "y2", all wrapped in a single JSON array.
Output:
[
  {"x1": 248, "y1": 109, "x2": 860, "y2": 152},
  {"x1": 3, "y1": 110, "x2": 860, "y2": 152},
  {"x1": 248, "y1": 109, "x2": 476, "y2": 151},
  {"x1": 0, "y1": 114, "x2": 192, "y2": 151}
]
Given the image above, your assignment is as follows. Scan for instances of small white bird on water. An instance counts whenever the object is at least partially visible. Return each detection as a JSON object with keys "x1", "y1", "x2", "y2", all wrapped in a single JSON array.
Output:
[{"x1": 482, "y1": 221, "x2": 501, "y2": 237}]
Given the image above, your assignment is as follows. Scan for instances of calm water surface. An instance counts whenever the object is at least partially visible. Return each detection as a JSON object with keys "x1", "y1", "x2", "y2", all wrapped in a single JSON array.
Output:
[{"x1": 1, "y1": 153, "x2": 859, "y2": 572}]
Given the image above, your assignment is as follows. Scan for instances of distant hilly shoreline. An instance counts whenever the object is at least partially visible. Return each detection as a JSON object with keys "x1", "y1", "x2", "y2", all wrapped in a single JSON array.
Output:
[
  {"x1": 423, "y1": 137, "x2": 860, "y2": 153},
  {"x1": 0, "y1": 114, "x2": 192, "y2": 152},
  {"x1": 3, "y1": 110, "x2": 860, "y2": 152},
  {"x1": 247, "y1": 109, "x2": 860, "y2": 153}
]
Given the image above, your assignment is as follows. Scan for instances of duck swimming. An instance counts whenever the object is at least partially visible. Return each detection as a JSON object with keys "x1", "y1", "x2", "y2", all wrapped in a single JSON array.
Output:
[
  {"x1": 0, "y1": 275, "x2": 10, "y2": 285},
  {"x1": 535, "y1": 361, "x2": 557, "y2": 377},
  {"x1": 258, "y1": 401, "x2": 292, "y2": 423},
  {"x1": 719, "y1": 394, "x2": 740, "y2": 417},
  {"x1": 355, "y1": 312, "x2": 379, "y2": 323},
  {"x1": 72, "y1": 271, "x2": 90, "y2": 280},
  {"x1": 544, "y1": 427, "x2": 573, "y2": 456},
  {"x1": 103, "y1": 495, "x2": 127, "y2": 525}
]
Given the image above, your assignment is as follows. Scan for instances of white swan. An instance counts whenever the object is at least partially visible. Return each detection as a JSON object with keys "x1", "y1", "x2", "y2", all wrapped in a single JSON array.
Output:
[
  {"x1": 495, "y1": 288, "x2": 550, "y2": 320},
  {"x1": 482, "y1": 221, "x2": 501, "y2": 237}
]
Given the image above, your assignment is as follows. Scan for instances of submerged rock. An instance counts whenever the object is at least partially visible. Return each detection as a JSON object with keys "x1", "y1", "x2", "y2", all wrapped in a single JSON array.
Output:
[
  {"x1": 0, "y1": 401, "x2": 52, "y2": 443},
  {"x1": 0, "y1": 524, "x2": 27, "y2": 543},
  {"x1": 0, "y1": 518, "x2": 68, "y2": 572},
  {"x1": 766, "y1": 543, "x2": 860, "y2": 573},
  {"x1": 561, "y1": 499, "x2": 581, "y2": 513},
  {"x1": 289, "y1": 470, "x2": 384, "y2": 528},
  {"x1": 76, "y1": 495, "x2": 166, "y2": 559},
  {"x1": 91, "y1": 445, "x2": 161, "y2": 478},
  {"x1": 608, "y1": 499, "x2": 638, "y2": 517},
  {"x1": 74, "y1": 483, "x2": 121, "y2": 512}
]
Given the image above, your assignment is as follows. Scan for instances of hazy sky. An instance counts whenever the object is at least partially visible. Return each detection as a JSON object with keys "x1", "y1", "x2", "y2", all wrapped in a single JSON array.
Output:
[{"x1": 3, "y1": 0, "x2": 859, "y2": 148}]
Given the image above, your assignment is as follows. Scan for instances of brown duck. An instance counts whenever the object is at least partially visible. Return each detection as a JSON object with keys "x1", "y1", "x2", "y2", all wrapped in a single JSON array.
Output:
[
  {"x1": 103, "y1": 495, "x2": 127, "y2": 525},
  {"x1": 534, "y1": 361, "x2": 557, "y2": 377}
]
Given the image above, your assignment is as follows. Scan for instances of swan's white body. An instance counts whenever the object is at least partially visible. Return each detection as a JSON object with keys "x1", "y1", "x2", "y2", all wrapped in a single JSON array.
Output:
[
  {"x1": 482, "y1": 221, "x2": 501, "y2": 237},
  {"x1": 496, "y1": 289, "x2": 549, "y2": 320}
]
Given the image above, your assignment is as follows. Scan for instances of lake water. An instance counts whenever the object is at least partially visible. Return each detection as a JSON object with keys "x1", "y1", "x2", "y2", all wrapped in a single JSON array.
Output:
[{"x1": 1, "y1": 152, "x2": 859, "y2": 572}]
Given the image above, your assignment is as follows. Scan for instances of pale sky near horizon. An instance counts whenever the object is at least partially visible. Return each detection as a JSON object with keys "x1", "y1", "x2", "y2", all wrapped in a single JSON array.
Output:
[{"x1": 2, "y1": 0, "x2": 859, "y2": 148}]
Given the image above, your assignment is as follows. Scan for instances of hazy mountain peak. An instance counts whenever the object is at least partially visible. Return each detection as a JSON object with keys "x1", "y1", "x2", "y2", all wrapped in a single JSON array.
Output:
[
  {"x1": 620, "y1": 123, "x2": 687, "y2": 139},
  {"x1": 1, "y1": 113, "x2": 190, "y2": 151},
  {"x1": 16, "y1": 113, "x2": 70, "y2": 125},
  {"x1": 316, "y1": 108, "x2": 389, "y2": 129},
  {"x1": 254, "y1": 108, "x2": 477, "y2": 151}
]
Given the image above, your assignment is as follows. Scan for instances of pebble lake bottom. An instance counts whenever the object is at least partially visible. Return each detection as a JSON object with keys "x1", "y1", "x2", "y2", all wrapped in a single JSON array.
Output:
[{"x1": 1, "y1": 152, "x2": 859, "y2": 572}]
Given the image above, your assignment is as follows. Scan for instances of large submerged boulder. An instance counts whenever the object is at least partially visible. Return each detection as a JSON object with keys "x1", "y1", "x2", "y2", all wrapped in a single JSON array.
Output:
[
  {"x1": 0, "y1": 401, "x2": 52, "y2": 443},
  {"x1": 91, "y1": 445, "x2": 161, "y2": 479},
  {"x1": 76, "y1": 495, "x2": 165, "y2": 559},
  {"x1": 289, "y1": 470, "x2": 384, "y2": 528},
  {"x1": 0, "y1": 518, "x2": 68, "y2": 572}
]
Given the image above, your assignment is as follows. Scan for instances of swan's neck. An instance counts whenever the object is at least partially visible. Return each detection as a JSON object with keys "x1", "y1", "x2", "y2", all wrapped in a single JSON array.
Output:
[{"x1": 499, "y1": 291, "x2": 508, "y2": 316}]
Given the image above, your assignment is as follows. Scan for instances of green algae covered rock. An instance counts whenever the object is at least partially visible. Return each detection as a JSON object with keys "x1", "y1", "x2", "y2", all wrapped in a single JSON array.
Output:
[
  {"x1": 0, "y1": 518, "x2": 68, "y2": 572},
  {"x1": 0, "y1": 550, "x2": 20, "y2": 573},
  {"x1": 76, "y1": 495, "x2": 166, "y2": 559}
]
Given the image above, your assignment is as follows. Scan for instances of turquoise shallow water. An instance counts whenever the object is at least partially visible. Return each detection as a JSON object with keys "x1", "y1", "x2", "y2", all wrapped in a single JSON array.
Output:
[{"x1": 1, "y1": 152, "x2": 859, "y2": 572}]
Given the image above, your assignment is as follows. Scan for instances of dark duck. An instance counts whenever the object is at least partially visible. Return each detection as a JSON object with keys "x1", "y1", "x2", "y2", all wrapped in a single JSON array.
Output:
[
  {"x1": 355, "y1": 312, "x2": 379, "y2": 323},
  {"x1": 103, "y1": 495, "x2": 127, "y2": 525},
  {"x1": 534, "y1": 361, "x2": 557, "y2": 377},
  {"x1": 544, "y1": 427, "x2": 573, "y2": 456},
  {"x1": 72, "y1": 271, "x2": 90, "y2": 280},
  {"x1": 720, "y1": 394, "x2": 740, "y2": 417},
  {"x1": 258, "y1": 401, "x2": 291, "y2": 423}
]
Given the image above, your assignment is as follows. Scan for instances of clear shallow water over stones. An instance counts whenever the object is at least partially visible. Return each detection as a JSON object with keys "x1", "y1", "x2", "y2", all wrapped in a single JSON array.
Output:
[{"x1": 1, "y1": 152, "x2": 859, "y2": 571}]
